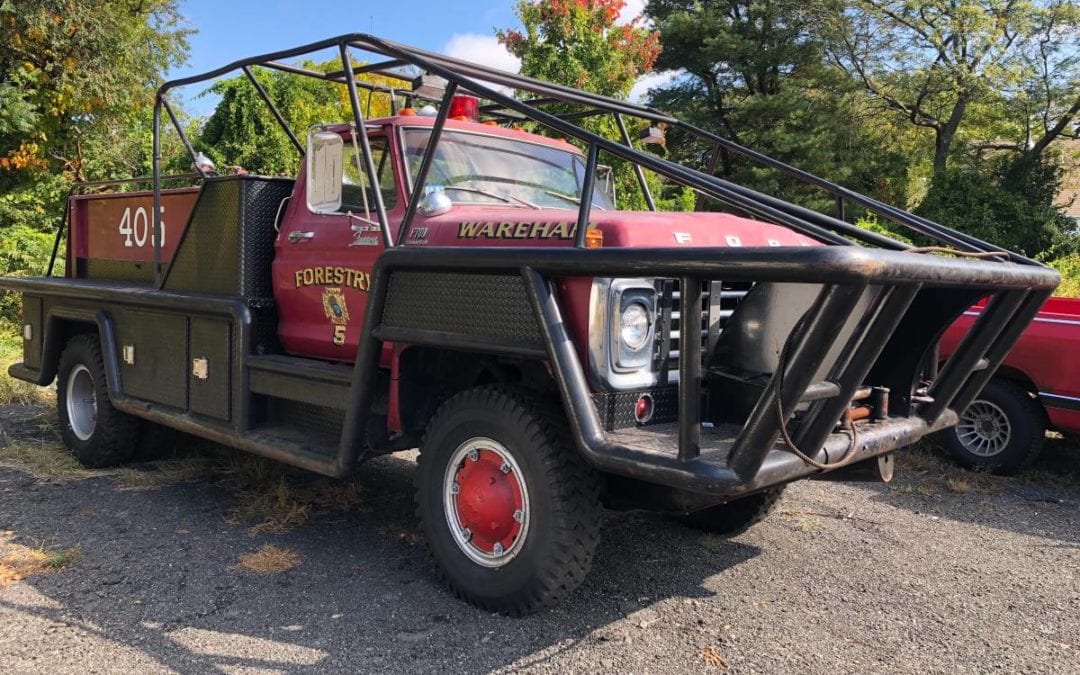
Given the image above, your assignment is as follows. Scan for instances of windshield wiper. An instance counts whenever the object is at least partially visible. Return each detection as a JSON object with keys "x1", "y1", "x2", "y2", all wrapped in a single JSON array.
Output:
[
  {"x1": 442, "y1": 186, "x2": 539, "y2": 209},
  {"x1": 544, "y1": 190, "x2": 607, "y2": 210}
]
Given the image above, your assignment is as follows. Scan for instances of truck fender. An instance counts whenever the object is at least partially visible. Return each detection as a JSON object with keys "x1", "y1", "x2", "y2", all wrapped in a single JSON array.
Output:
[{"x1": 23, "y1": 308, "x2": 122, "y2": 400}]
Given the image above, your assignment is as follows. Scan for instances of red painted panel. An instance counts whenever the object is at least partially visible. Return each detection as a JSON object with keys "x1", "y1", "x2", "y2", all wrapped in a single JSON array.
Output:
[{"x1": 68, "y1": 188, "x2": 199, "y2": 270}]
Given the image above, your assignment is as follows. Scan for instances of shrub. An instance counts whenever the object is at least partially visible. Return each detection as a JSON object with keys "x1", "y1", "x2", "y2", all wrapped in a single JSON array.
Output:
[
  {"x1": 0, "y1": 224, "x2": 56, "y2": 324},
  {"x1": 915, "y1": 155, "x2": 1072, "y2": 258},
  {"x1": 1048, "y1": 254, "x2": 1080, "y2": 298}
]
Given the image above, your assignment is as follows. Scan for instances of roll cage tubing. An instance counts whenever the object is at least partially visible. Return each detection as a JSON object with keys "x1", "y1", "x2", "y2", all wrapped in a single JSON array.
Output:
[{"x1": 138, "y1": 32, "x2": 1044, "y2": 288}]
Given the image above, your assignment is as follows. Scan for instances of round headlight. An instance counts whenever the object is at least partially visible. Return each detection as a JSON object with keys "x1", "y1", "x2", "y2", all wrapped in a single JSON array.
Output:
[{"x1": 620, "y1": 302, "x2": 651, "y2": 351}]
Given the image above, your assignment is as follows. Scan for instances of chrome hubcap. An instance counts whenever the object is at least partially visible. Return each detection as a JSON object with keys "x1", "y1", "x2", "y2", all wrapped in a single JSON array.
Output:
[
  {"x1": 443, "y1": 437, "x2": 530, "y2": 568},
  {"x1": 956, "y1": 400, "x2": 1011, "y2": 457},
  {"x1": 66, "y1": 364, "x2": 97, "y2": 441}
]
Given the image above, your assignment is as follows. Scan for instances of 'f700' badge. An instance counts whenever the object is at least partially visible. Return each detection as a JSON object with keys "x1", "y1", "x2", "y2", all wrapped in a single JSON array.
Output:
[{"x1": 322, "y1": 288, "x2": 350, "y2": 345}]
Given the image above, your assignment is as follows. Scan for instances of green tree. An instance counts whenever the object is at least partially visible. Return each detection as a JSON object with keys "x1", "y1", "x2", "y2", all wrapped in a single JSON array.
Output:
[
  {"x1": 830, "y1": 0, "x2": 1080, "y2": 175},
  {"x1": 197, "y1": 60, "x2": 397, "y2": 176},
  {"x1": 645, "y1": 0, "x2": 914, "y2": 214},
  {"x1": 0, "y1": 0, "x2": 190, "y2": 246},
  {"x1": 497, "y1": 0, "x2": 691, "y2": 210},
  {"x1": 914, "y1": 153, "x2": 1073, "y2": 255}
]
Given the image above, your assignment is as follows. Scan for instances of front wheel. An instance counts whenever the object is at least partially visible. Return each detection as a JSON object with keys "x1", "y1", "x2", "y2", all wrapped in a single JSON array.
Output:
[
  {"x1": 942, "y1": 379, "x2": 1045, "y2": 475},
  {"x1": 415, "y1": 386, "x2": 601, "y2": 615},
  {"x1": 57, "y1": 335, "x2": 140, "y2": 468}
]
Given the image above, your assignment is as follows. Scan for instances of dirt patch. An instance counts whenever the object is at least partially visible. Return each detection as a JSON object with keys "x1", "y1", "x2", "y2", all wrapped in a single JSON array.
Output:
[{"x1": 232, "y1": 544, "x2": 301, "y2": 574}]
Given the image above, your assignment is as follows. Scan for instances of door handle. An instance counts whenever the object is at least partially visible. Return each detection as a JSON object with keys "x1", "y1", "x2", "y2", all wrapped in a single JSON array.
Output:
[{"x1": 288, "y1": 231, "x2": 315, "y2": 243}]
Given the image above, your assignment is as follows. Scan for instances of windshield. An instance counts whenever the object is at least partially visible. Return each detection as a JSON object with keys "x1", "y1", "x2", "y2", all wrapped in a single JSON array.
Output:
[{"x1": 402, "y1": 128, "x2": 614, "y2": 210}]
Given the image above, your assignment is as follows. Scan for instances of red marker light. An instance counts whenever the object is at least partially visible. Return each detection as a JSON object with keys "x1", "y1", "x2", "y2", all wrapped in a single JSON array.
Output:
[
  {"x1": 634, "y1": 394, "x2": 654, "y2": 424},
  {"x1": 447, "y1": 95, "x2": 480, "y2": 122}
]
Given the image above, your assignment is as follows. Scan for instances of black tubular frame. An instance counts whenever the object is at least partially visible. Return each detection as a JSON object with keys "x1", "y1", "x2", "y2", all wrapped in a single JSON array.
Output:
[{"x1": 24, "y1": 33, "x2": 1058, "y2": 493}]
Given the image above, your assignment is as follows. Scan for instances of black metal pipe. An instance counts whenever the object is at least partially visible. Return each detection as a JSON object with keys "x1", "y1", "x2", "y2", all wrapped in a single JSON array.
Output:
[
  {"x1": 339, "y1": 43, "x2": 393, "y2": 247},
  {"x1": 338, "y1": 260, "x2": 392, "y2": 474},
  {"x1": 366, "y1": 245, "x2": 1058, "y2": 291},
  {"x1": 950, "y1": 290, "x2": 1051, "y2": 413},
  {"x1": 678, "y1": 276, "x2": 703, "y2": 461},
  {"x1": 354, "y1": 36, "x2": 856, "y2": 246},
  {"x1": 575, "y1": 143, "x2": 599, "y2": 247},
  {"x1": 152, "y1": 98, "x2": 163, "y2": 286},
  {"x1": 243, "y1": 66, "x2": 304, "y2": 154},
  {"x1": 673, "y1": 120, "x2": 1022, "y2": 259},
  {"x1": 726, "y1": 284, "x2": 868, "y2": 479},
  {"x1": 614, "y1": 114, "x2": 656, "y2": 211},
  {"x1": 793, "y1": 285, "x2": 921, "y2": 454},
  {"x1": 160, "y1": 96, "x2": 205, "y2": 179},
  {"x1": 399, "y1": 82, "x2": 458, "y2": 244},
  {"x1": 921, "y1": 291, "x2": 1027, "y2": 422},
  {"x1": 46, "y1": 186, "x2": 73, "y2": 277}
]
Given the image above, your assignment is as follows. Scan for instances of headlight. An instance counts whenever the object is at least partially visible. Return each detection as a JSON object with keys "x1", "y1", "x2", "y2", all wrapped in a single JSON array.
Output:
[
  {"x1": 588, "y1": 278, "x2": 658, "y2": 389},
  {"x1": 620, "y1": 302, "x2": 651, "y2": 351}
]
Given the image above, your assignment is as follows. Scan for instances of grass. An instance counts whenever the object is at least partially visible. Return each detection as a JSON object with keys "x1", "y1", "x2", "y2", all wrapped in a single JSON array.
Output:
[
  {"x1": 233, "y1": 544, "x2": 301, "y2": 574},
  {"x1": 892, "y1": 440, "x2": 1004, "y2": 496},
  {"x1": 0, "y1": 330, "x2": 51, "y2": 406},
  {"x1": 701, "y1": 646, "x2": 728, "y2": 669},
  {"x1": 0, "y1": 531, "x2": 81, "y2": 587},
  {"x1": 0, "y1": 438, "x2": 94, "y2": 481},
  {"x1": 219, "y1": 456, "x2": 363, "y2": 536}
]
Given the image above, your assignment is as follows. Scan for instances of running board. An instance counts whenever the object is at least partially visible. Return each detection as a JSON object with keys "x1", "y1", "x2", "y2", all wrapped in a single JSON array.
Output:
[{"x1": 247, "y1": 354, "x2": 353, "y2": 410}]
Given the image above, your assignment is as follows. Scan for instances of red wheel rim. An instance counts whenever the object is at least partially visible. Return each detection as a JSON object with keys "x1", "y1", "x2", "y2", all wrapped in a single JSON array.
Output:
[{"x1": 443, "y1": 438, "x2": 529, "y2": 567}]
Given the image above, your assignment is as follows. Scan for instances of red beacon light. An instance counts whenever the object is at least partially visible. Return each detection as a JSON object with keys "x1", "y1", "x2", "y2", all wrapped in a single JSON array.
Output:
[{"x1": 447, "y1": 95, "x2": 480, "y2": 122}]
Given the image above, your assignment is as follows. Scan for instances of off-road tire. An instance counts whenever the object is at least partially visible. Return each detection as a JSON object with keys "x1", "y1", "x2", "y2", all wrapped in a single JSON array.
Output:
[
  {"x1": 942, "y1": 378, "x2": 1045, "y2": 475},
  {"x1": 56, "y1": 335, "x2": 139, "y2": 468},
  {"x1": 415, "y1": 386, "x2": 601, "y2": 615},
  {"x1": 678, "y1": 485, "x2": 786, "y2": 535}
]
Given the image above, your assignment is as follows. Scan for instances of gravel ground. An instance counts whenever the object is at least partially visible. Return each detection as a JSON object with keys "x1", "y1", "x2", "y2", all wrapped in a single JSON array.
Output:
[{"x1": 0, "y1": 407, "x2": 1078, "y2": 674}]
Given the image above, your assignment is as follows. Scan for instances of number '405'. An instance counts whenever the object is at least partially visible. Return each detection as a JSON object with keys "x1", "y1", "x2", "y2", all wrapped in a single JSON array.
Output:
[{"x1": 117, "y1": 207, "x2": 165, "y2": 248}]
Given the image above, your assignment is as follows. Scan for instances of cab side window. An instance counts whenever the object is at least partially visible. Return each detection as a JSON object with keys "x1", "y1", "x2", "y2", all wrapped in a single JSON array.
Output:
[{"x1": 340, "y1": 136, "x2": 397, "y2": 215}]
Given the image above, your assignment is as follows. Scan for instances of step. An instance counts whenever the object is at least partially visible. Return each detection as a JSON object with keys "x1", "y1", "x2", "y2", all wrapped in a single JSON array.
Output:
[{"x1": 247, "y1": 354, "x2": 354, "y2": 409}]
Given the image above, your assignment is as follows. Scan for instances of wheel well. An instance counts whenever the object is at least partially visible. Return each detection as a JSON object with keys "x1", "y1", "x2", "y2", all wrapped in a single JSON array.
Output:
[
  {"x1": 396, "y1": 347, "x2": 555, "y2": 435},
  {"x1": 988, "y1": 365, "x2": 1038, "y2": 396},
  {"x1": 40, "y1": 317, "x2": 99, "y2": 384}
]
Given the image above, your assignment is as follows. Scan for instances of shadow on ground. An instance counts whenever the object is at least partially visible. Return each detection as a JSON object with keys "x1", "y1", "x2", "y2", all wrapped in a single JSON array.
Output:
[
  {"x1": 0, "y1": 406, "x2": 761, "y2": 673},
  {"x1": 822, "y1": 433, "x2": 1080, "y2": 545}
]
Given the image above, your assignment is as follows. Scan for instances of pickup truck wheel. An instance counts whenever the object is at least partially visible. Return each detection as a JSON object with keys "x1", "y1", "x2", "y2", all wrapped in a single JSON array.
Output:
[
  {"x1": 677, "y1": 486, "x2": 785, "y2": 535},
  {"x1": 416, "y1": 386, "x2": 601, "y2": 615},
  {"x1": 943, "y1": 379, "x2": 1045, "y2": 475},
  {"x1": 57, "y1": 335, "x2": 139, "y2": 468}
]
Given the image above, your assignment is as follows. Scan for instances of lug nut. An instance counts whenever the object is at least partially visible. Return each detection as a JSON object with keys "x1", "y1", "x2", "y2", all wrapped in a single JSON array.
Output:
[
  {"x1": 500, "y1": 462, "x2": 511, "y2": 474},
  {"x1": 493, "y1": 543, "x2": 504, "y2": 555},
  {"x1": 450, "y1": 482, "x2": 460, "y2": 494},
  {"x1": 512, "y1": 509, "x2": 524, "y2": 523},
  {"x1": 468, "y1": 449, "x2": 479, "y2": 461}
]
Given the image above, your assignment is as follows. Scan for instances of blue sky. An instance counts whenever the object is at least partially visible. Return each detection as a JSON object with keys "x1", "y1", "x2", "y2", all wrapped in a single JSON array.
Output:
[{"x1": 168, "y1": 0, "x2": 658, "y2": 114}]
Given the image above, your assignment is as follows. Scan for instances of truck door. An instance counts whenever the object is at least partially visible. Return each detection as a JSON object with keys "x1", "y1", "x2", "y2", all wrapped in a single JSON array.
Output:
[{"x1": 273, "y1": 129, "x2": 402, "y2": 361}]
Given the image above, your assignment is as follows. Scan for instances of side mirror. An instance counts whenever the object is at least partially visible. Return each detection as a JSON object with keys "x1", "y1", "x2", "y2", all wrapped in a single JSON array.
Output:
[
  {"x1": 418, "y1": 186, "x2": 453, "y2": 217},
  {"x1": 306, "y1": 130, "x2": 343, "y2": 213}
]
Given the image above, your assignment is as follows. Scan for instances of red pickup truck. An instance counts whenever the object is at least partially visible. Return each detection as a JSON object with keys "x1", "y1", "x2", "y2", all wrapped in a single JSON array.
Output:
[{"x1": 939, "y1": 296, "x2": 1080, "y2": 473}]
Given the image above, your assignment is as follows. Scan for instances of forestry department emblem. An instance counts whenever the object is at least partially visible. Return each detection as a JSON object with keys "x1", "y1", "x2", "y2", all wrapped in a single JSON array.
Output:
[{"x1": 322, "y1": 287, "x2": 350, "y2": 345}]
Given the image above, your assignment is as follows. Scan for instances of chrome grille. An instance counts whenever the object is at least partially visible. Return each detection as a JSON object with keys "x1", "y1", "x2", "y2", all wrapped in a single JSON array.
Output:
[{"x1": 657, "y1": 280, "x2": 751, "y2": 383}]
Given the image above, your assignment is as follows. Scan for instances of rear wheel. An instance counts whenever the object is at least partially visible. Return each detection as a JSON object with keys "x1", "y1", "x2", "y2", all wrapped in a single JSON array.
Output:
[
  {"x1": 56, "y1": 335, "x2": 140, "y2": 468},
  {"x1": 678, "y1": 486, "x2": 785, "y2": 535},
  {"x1": 942, "y1": 379, "x2": 1045, "y2": 475},
  {"x1": 416, "y1": 386, "x2": 601, "y2": 615}
]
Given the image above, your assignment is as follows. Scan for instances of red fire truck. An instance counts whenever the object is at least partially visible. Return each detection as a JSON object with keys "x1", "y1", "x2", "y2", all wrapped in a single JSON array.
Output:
[{"x1": 0, "y1": 35, "x2": 1058, "y2": 614}]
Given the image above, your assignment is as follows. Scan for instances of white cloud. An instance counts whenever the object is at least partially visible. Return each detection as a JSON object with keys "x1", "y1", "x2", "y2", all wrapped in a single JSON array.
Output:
[
  {"x1": 443, "y1": 33, "x2": 521, "y2": 74},
  {"x1": 628, "y1": 69, "x2": 683, "y2": 103},
  {"x1": 618, "y1": 0, "x2": 648, "y2": 25}
]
